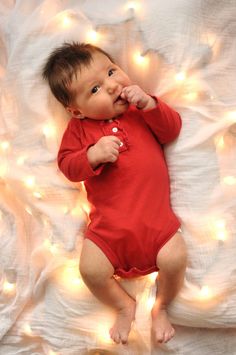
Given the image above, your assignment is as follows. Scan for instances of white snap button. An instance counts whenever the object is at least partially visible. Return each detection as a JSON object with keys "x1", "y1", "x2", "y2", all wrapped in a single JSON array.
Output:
[
  {"x1": 119, "y1": 141, "x2": 123, "y2": 147},
  {"x1": 112, "y1": 127, "x2": 118, "y2": 133},
  {"x1": 108, "y1": 119, "x2": 113, "y2": 123}
]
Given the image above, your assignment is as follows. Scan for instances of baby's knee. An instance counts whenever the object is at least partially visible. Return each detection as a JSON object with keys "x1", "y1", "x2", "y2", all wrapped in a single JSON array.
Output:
[
  {"x1": 79, "y1": 255, "x2": 113, "y2": 286},
  {"x1": 79, "y1": 239, "x2": 114, "y2": 285},
  {"x1": 79, "y1": 259, "x2": 100, "y2": 285},
  {"x1": 158, "y1": 236, "x2": 187, "y2": 274},
  {"x1": 168, "y1": 243, "x2": 187, "y2": 274}
]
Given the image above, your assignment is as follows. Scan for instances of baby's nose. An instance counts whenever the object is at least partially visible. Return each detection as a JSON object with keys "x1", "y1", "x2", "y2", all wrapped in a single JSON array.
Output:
[{"x1": 107, "y1": 79, "x2": 118, "y2": 94}]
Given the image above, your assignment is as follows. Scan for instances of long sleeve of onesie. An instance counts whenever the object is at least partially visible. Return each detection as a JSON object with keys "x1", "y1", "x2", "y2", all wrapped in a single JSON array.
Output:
[
  {"x1": 141, "y1": 97, "x2": 182, "y2": 144},
  {"x1": 57, "y1": 119, "x2": 104, "y2": 182}
]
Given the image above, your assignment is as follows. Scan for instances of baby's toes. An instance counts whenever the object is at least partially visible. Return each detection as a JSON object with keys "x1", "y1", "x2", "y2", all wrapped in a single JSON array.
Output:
[
  {"x1": 120, "y1": 331, "x2": 128, "y2": 344},
  {"x1": 110, "y1": 328, "x2": 121, "y2": 344},
  {"x1": 153, "y1": 330, "x2": 165, "y2": 343},
  {"x1": 164, "y1": 328, "x2": 175, "y2": 343}
]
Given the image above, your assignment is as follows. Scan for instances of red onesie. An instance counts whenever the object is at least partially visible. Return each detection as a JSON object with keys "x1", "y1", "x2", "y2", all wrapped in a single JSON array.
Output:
[{"x1": 58, "y1": 98, "x2": 181, "y2": 278}]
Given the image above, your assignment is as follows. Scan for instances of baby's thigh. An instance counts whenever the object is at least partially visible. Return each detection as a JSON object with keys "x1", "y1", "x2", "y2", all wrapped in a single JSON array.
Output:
[
  {"x1": 156, "y1": 232, "x2": 187, "y2": 272},
  {"x1": 79, "y1": 238, "x2": 114, "y2": 283}
]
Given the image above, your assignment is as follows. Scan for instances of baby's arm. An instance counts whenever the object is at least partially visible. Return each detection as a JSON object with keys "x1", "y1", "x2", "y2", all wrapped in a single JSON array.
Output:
[
  {"x1": 58, "y1": 119, "x2": 121, "y2": 182},
  {"x1": 87, "y1": 136, "x2": 121, "y2": 169},
  {"x1": 121, "y1": 85, "x2": 181, "y2": 144}
]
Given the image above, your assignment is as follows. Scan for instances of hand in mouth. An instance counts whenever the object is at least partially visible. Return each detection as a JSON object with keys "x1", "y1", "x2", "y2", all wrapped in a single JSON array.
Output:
[{"x1": 114, "y1": 93, "x2": 128, "y2": 105}]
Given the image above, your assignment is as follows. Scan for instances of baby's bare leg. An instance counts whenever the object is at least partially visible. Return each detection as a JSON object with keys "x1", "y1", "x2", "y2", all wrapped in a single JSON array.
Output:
[
  {"x1": 152, "y1": 232, "x2": 187, "y2": 344},
  {"x1": 79, "y1": 239, "x2": 136, "y2": 344}
]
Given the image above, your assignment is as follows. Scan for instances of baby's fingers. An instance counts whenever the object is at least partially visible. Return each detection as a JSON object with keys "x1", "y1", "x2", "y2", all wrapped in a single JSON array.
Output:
[{"x1": 121, "y1": 86, "x2": 144, "y2": 104}]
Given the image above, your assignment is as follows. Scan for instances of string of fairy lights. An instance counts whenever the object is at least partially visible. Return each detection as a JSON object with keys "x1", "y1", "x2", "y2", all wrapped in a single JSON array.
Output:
[{"x1": 0, "y1": 1, "x2": 236, "y2": 352}]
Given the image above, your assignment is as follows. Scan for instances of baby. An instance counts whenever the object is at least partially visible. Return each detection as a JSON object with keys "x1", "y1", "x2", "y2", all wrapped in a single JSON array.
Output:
[{"x1": 42, "y1": 42, "x2": 187, "y2": 345}]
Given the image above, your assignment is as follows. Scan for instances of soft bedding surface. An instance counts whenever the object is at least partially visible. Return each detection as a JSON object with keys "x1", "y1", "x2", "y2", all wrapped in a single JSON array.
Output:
[{"x1": 0, "y1": 1, "x2": 236, "y2": 354}]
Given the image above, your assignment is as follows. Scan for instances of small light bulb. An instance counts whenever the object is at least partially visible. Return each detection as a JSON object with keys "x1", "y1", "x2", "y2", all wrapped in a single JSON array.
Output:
[
  {"x1": 223, "y1": 176, "x2": 236, "y2": 186},
  {"x1": 22, "y1": 323, "x2": 33, "y2": 337},
  {"x1": 17, "y1": 155, "x2": 27, "y2": 166},
  {"x1": 3, "y1": 280, "x2": 16, "y2": 295},
  {"x1": 24, "y1": 176, "x2": 35, "y2": 189},
  {"x1": 127, "y1": 1, "x2": 137, "y2": 10},
  {"x1": 175, "y1": 71, "x2": 186, "y2": 82},
  {"x1": 183, "y1": 92, "x2": 198, "y2": 101},
  {"x1": 226, "y1": 110, "x2": 236, "y2": 123},
  {"x1": 33, "y1": 191, "x2": 43, "y2": 199},
  {"x1": 50, "y1": 244, "x2": 61, "y2": 255},
  {"x1": 136, "y1": 54, "x2": 145, "y2": 64},
  {"x1": 97, "y1": 323, "x2": 113, "y2": 344},
  {"x1": 48, "y1": 350, "x2": 59, "y2": 355},
  {"x1": 61, "y1": 14, "x2": 71, "y2": 28},
  {"x1": 205, "y1": 32, "x2": 217, "y2": 47},
  {"x1": 43, "y1": 123, "x2": 56, "y2": 138},
  {"x1": 215, "y1": 219, "x2": 225, "y2": 229},
  {"x1": 126, "y1": 1, "x2": 138, "y2": 11},
  {"x1": 44, "y1": 239, "x2": 51, "y2": 249},
  {"x1": 44, "y1": 239, "x2": 61, "y2": 255},
  {"x1": 134, "y1": 52, "x2": 149, "y2": 66},
  {"x1": 59, "y1": 260, "x2": 83, "y2": 293},
  {"x1": 0, "y1": 163, "x2": 7, "y2": 178},
  {"x1": 216, "y1": 230, "x2": 227, "y2": 241},
  {"x1": 86, "y1": 30, "x2": 99, "y2": 44},
  {"x1": 71, "y1": 206, "x2": 85, "y2": 218},
  {"x1": 214, "y1": 219, "x2": 227, "y2": 241},
  {"x1": 214, "y1": 135, "x2": 225, "y2": 150},
  {"x1": 199, "y1": 285, "x2": 212, "y2": 300},
  {"x1": 0, "y1": 140, "x2": 10, "y2": 151}
]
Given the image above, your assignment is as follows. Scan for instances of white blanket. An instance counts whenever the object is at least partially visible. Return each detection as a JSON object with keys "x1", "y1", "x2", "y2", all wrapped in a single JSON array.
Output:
[{"x1": 0, "y1": 1, "x2": 236, "y2": 354}]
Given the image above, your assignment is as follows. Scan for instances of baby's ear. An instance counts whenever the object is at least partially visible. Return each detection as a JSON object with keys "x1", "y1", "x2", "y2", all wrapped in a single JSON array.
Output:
[{"x1": 66, "y1": 107, "x2": 85, "y2": 119}]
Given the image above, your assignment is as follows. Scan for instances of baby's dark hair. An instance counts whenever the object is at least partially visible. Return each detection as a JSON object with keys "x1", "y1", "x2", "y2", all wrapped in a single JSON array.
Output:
[{"x1": 42, "y1": 42, "x2": 114, "y2": 107}]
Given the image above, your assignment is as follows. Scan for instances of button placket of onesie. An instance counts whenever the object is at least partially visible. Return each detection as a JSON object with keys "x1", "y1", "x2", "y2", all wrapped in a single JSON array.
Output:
[{"x1": 101, "y1": 119, "x2": 129, "y2": 152}]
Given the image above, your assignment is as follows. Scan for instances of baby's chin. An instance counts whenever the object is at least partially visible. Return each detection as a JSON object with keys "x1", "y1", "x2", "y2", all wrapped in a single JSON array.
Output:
[
  {"x1": 114, "y1": 101, "x2": 129, "y2": 115},
  {"x1": 87, "y1": 103, "x2": 129, "y2": 121}
]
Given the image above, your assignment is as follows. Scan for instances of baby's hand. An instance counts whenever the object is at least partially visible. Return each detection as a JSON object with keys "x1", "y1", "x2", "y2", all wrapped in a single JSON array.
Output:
[
  {"x1": 120, "y1": 85, "x2": 156, "y2": 110},
  {"x1": 87, "y1": 135, "x2": 121, "y2": 169}
]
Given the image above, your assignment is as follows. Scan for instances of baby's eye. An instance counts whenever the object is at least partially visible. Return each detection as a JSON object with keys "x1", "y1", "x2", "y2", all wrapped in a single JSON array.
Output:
[
  {"x1": 91, "y1": 86, "x2": 99, "y2": 94},
  {"x1": 108, "y1": 68, "x2": 115, "y2": 76}
]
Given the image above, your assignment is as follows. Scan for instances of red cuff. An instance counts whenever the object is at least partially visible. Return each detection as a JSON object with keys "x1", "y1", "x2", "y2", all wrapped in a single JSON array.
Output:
[{"x1": 58, "y1": 144, "x2": 105, "y2": 182}]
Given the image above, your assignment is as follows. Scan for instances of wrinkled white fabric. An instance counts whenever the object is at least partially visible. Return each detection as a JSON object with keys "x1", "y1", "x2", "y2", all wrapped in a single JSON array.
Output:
[{"x1": 0, "y1": 1, "x2": 236, "y2": 354}]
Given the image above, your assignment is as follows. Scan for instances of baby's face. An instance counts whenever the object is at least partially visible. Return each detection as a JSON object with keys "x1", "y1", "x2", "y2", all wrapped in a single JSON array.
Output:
[{"x1": 69, "y1": 51, "x2": 131, "y2": 120}]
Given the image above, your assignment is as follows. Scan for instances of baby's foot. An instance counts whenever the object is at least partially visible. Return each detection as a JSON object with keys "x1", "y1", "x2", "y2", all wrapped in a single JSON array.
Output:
[
  {"x1": 151, "y1": 303, "x2": 175, "y2": 344},
  {"x1": 109, "y1": 299, "x2": 136, "y2": 344}
]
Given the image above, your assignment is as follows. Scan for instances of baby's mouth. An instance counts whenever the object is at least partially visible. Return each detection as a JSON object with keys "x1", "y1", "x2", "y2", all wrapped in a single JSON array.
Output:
[
  {"x1": 114, "y1": 95, "x2": 121, "y2": 103},
  {"x1": 114, "y1": 94, "x2": 127, "y2": 104}
]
